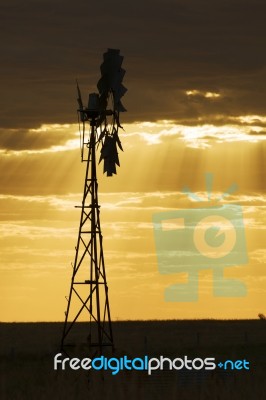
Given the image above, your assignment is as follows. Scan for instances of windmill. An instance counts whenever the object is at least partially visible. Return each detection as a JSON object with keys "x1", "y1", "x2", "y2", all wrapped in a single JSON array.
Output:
[{"x1": 61, "y1": 49, "x2": 126, "y2": 354}]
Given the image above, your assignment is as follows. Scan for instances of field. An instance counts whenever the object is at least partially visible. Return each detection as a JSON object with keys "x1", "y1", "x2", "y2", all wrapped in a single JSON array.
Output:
[{"x1": 0, "y1": 320, "x2": 266, "y2": 399}]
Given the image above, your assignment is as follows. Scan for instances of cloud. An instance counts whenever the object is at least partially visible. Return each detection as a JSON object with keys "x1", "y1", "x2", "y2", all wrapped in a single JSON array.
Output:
[
  {"x1": 1, "y1": 0, "x2": 266, "y2": 129},
  {"x1": 0, "y1": 120, "x2": 265, "y2": 157},
  {"x1": 0, "y1": 222, "x2": 75, "y2": 239},
  {"x1": 185, "y1": 90, "x2": 221, "y2": 99},
  {"x1": 0, "y1": 125, "x2": 78, "y2": 151},
  {"x1": 0, "y1": 120, "x2": 265, "y2": 200},
  {"x1": 249, "y1": 249, "x2": 266, "y2": 264},
  {"x1": 249, "y1": 130, "x2": 266, "y2": 136}
]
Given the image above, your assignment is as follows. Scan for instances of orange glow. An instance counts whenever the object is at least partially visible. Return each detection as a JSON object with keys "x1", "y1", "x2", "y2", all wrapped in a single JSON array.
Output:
[{"x1": 0, "y1": 120, "x2": 265, "y2": 321}]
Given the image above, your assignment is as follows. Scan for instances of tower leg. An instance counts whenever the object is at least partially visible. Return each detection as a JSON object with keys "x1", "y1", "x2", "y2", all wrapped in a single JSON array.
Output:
[{"x1": 61, "y1": 118, "x2": 113, "y2": 355}]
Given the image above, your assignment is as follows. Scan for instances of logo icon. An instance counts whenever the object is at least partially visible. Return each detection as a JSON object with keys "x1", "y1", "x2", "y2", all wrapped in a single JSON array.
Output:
[{"x1": 153, "y1": 173, "x2": 248, "y2": 301}]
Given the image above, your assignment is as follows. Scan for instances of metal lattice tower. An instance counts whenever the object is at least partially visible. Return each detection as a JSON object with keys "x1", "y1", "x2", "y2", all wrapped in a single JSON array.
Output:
[{"x1": 61, "y1": 49, "x2": 126, "y2": 354}]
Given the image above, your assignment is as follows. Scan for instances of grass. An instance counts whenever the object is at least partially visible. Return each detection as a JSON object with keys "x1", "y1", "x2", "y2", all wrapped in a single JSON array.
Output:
[{"x1": 0, "y1": 320, "x2": 265, "y2": 399}]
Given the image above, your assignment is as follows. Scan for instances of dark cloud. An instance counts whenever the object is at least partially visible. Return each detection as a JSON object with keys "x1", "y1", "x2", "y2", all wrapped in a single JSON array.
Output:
[
  {"x1": 0, "y1": 127, "x2": 77, "y2": 151},
  {"x1": 249, "y1": 130, "x2": 266, "y2": 136},
  {"x1": 1, "y1": 0, "x2": 266, "y2": 131}
]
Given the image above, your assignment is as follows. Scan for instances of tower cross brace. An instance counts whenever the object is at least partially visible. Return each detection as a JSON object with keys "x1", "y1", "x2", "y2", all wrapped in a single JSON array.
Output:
[{"x1": 61, "y1": 116, "x2": 113, "y2": 354}]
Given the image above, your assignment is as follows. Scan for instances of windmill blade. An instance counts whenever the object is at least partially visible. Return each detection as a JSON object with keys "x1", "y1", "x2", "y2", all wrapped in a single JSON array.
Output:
[
  {"x1": 97, "y1": 48, "x2": 127, "y2": 115},
  {"x1": 117, "y1": 101, "x2": 127, "y2": 112},
  {"x1": 103, "y1": 155, "x2": 117, "y2": 176},
  {"x1": 99, "y1": 134, "x2": 121, "y2": 176},
  {"x1": 113, "y1": 85, "x2": 127, "y2": 112},
  {"x1": 96, "y1": 48, "x2": 127, "y2": 176},
  {"x1": 98, "y1": 127, "x2": 108, "y2": 143},
  {"x1": 100, "y1": 49, "x2": 123, "y2": 80},
  {"x1": 113, "y1": 129, "x2": 123, "y2": 152}
]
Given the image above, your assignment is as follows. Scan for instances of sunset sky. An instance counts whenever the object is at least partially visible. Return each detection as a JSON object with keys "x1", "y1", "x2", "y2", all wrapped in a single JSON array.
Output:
[{"x1": 1, "y1": 0, "x2": 266, "y2": 321}]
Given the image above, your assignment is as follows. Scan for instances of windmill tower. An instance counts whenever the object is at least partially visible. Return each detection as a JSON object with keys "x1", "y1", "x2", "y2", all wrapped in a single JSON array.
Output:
[{"x1": 61, "y1": 49, "x2": 126, "y2": 354}]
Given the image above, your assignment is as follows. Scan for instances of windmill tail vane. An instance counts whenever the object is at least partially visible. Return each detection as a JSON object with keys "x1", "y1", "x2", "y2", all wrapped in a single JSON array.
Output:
[
  {"x1": 76, "y1": 79, "x2": 84, "y2": 111},
  {"x1": 76, "y1": 48, "x2": 127, "y2": 176}
]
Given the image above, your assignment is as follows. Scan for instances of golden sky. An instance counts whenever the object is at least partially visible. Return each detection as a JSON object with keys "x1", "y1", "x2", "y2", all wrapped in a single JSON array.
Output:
[
  {"x1": 1, "y1": 0, "x2": 266, "y2": 321},
  {"x1": 0, "y1": 120, "x2": 265, "y2": 321}
]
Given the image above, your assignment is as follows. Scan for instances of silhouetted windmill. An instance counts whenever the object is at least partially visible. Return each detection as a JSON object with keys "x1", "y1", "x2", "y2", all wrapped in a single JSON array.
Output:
[{"x1": 61, "y1": 49, "x2": 126, "y2": 354}]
